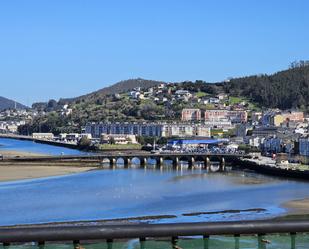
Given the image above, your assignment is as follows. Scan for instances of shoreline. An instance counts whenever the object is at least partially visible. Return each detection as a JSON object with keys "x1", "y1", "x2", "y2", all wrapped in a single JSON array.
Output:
[
  {"x1": 281, "y1": 198, "x2": 309, "y2": 216},
  {"x1": 0, "y1": 150, "x2": 98, "y2": 182},
  {"x1": 0, "y1": 149, "x2": 48, "y2": 157},
  {"x1": 0, "y1": 165, "x2": 97, "y2": 182}
]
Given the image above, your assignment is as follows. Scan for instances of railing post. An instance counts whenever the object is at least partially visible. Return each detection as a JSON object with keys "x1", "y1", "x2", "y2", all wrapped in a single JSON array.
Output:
[
  {"x1": 257, "y1": 234, "x2": 266, "y2": 249},
  {"x1": 171, "y1": 236, "x2": 178, "y2": 249},
  {"x1": 203, "y1": 235, "x2": 209, "y2": 249},
  {"x1": 140, "y1": 237, "x2": 146, "y2": 249},
  {"x1": 3, "y1": 242, "x2": 10, "y2": 248},
  {"x1": 234, "y1": 234, "x2": 240, "y2": 249},
  {"x1": 38, "y1": 241, "x2": 45, "y2": 249},
  {"x1": 107, "y1": 239, "x2": 113, "y2": 249},
  {"x1": 73, "y1": 240, "x2": 80, "y2": 249},
  {"x1": 290, "y1": 232, "x2": 296, "y2": 249}
]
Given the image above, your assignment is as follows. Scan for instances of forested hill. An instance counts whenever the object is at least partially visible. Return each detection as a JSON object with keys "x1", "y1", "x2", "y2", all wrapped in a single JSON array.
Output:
[
  {"x1": 224, "y1": 64, "x2": 309, "y2": 110},
  {"x1": 0, "y1": 96, "x2": 27, "y2": 110}
]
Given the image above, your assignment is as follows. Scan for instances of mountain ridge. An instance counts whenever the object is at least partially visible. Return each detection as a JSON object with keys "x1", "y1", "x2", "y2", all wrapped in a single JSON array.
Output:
[{"x1": 0, "y1": 96, "x2": 28, "y2": 110}]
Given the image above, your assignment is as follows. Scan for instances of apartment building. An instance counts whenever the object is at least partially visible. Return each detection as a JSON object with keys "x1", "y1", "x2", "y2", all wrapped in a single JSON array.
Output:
[{"x1": 181, "y1": 108, "x2": 202, "y2": 121}]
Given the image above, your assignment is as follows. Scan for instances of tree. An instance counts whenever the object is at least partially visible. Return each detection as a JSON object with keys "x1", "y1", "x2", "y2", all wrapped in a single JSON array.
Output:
[
  {"x1": 110, "y1": 137, "x2": 116, "y2": 145},
  {"x1": 77, "y1": 137, "x2": 92, "y2": 149}
]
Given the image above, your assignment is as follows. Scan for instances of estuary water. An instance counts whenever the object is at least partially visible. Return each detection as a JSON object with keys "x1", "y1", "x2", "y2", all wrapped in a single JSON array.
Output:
[
  {"x1": 1, "y1": 138, "x2": 309, "y2": 248},
  {"x1": 1, "y1": 167, "x2": 309, "y2": 226},
  {"x1": 0, "y1": 138, "x2": 309, "y2": 226},
  {"x1": 0, "y1": 137, "x2": 86, "y2": 155}
]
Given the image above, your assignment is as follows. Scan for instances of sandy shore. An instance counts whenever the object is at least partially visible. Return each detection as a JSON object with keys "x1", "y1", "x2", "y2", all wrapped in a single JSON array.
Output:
[
  {"x1": 0, "y1": 150, "x2": 47, "y2": 157},
  {"x1": 0, "y1": 150, "x2": 98, "y2": 182},
  {"x1": 282, "y1": 198, "x2": 309, "y2": 215},
  {"x1": 0, "y1": 165, "x2": 97, "y2": 182}
]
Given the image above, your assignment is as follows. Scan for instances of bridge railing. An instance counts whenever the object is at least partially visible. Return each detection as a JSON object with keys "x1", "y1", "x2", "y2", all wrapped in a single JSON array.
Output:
[{"x1": 0, "y1": 220, "x2": 308, "y2": 246}]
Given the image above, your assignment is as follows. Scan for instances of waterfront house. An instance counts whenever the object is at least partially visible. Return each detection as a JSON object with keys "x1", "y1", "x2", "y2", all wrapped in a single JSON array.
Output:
[
  {"x1": 100, "y1": 134, "x2": 138, "y2": 145},
  {"x1": 32, "y1": 133, "x2": 54, "y2": 140}
]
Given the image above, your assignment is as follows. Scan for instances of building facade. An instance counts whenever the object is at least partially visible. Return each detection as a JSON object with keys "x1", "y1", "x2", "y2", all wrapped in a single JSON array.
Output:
[
  {"x1": 262, "y1": 111, "x2": 304, "y2": 126},
  {"x1": 100, "y1": 134, "x2": 138, "y2": 144},
  {"x1": 299, "y1": 137, "x2": 309, "y2": 157},
  {"x1": 162, "y1": 123, "x2": 210, "y2": 137},
  {"x1": 85, "y1": 122, "x2": 211, "y2": 138},
  {"x1": 204, "y1": 110, "x2": 247, "y2": 123},
  {"x1": 299, "y1": 137, "x2": 309, "y2": 164},
  {"x1": 85, "y1": 122, "x2": 163, "y2": 138},
  {"x1": 181, "y1": 108, "x2": 202, "y2": 121}
]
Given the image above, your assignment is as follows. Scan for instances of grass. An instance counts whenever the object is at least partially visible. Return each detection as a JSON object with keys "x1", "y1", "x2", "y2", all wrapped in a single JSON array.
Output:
[
  {"x1": 204, "y1": 104, "x2": 216, "y2": 109},
  {"x1": 211, "y1": 129, "x2": 224, "y2": 137},
  {"x1": 195, "y1": 91, "x2": 208, "y2": 98},
  {"x1": 229, "y1": 96, "x2": 261, "y2": 111},
  {"x1": 97, "y1": 144, "x2": 142, "y2": 151},
  {"x1": 229, "y1": 96, "x2": 244, "y2": 105}
]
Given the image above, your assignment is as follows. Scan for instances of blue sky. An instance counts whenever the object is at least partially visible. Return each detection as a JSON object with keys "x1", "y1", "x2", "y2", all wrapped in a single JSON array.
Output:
[{"x1": 1, "y1": 0, "x2": 309, "y2": 105}]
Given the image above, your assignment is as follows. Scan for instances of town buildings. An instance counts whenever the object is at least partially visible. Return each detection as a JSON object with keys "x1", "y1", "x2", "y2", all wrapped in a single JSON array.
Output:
[
  {"x1": 100, "y1": 134, "x2": 138, "y2": 145},
  {"x1": 298, "y1": 137, "x2": 309, "y2": 164},
  {"x1": 32, "y1": 133, "x2": 54, "y2": 140},
  {"x1": 85, "y1": 122, "x2": 211, "y2": 138},
  {"x1": 204, "y1": 110, "x2": 248, "y2": 123},
  {"x1": 262, "y1": 111, "x2": 304, "y2": 127},
  {"x1": 0, "y1": 120, "x2": 26, "y2": 134},
  {"x1": 181, "y1": 109, "x2": 202, "y2": 121},
  {"x1": 299, "y1": 137, "x2": 309, "y2": 157},
  {"x1": 85, "y1": 122, "x2": 163, "y2": 138},
  {"x1": 162, "y1": 123, "x2": 210, "y2": 137}
]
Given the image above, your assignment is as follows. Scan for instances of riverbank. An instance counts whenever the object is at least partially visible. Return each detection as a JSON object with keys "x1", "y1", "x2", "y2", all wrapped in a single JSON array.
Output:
[
  {"x1": 0, "y1": 165, "x2": 97, "y2": 182},
  {"x1": 238, "y1": 156, "x2": 309, "y2": 180},
  {"x1": 282, "y1": 198, "x2": 309, "y2": 215},
  {"x1": 0, "y1": 149, "x2": 97, "y2": 182},
  {"x1": 0, "y1": 149, "x2": 47, "y2": 157}
]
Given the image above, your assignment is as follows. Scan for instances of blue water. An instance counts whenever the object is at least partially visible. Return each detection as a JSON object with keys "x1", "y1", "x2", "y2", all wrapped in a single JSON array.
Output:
[
  {"x1": 0, "y1": 168, "x2": 309, "y2": 226},
  {"x1": 0, "y1": 137, "x2": 86, "y2": 155},
  {"x1": 1, "y1": 139, "x2": 309, "y2": 248},
  {"x1": 1, "y1": 138, "x2": 309, "y2": 227}
]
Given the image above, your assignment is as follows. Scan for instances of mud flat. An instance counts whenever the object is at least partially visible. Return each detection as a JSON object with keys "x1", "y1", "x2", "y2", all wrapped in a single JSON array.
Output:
[
  {"x1": 282, "y1": 198, "x2": 309, "y2": 215},
  {"x1": 0, "y1": 165, "x2": 97, "y2": 182}
]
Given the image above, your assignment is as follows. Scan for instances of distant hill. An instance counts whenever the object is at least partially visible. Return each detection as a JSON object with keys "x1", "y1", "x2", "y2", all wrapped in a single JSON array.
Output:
[
  {"x1": 59, "y1": 78, "x2": 166, "y2": 104},
  {"x1": 223, "y1": 64, "x2": 309, "y2": 110},
  {"x1": 22, "y1": 64, "x2": 309, "y2": 135},
  {"x1": 0, "y1": 96, "x2": 27, "y2": 110}
]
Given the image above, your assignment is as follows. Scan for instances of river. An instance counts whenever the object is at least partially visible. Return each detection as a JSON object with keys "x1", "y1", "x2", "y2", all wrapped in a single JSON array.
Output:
[
  {"x1": 1, "y1": 138, "x2": 309, "y2": 248},
  {"x1": 0, "y1": 137, "x2": 86, "y2": 155}
]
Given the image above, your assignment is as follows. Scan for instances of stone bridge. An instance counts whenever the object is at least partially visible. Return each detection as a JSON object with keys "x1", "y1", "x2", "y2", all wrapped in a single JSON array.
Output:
[{"x1": 2, "y1": 152, "x2": 247, "y2": 170}]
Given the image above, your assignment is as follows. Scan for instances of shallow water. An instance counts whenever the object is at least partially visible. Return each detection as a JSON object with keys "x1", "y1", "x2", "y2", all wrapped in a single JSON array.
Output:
[
  {"x1": 0, "y1": 138, "x2": 86, "y2": 155},
  {"x1": 0, "y1": 167, "x2": 309, "y2": 226},
  {"x1": 1, "y1": 138, "x2": 309, "y2": 247}
]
